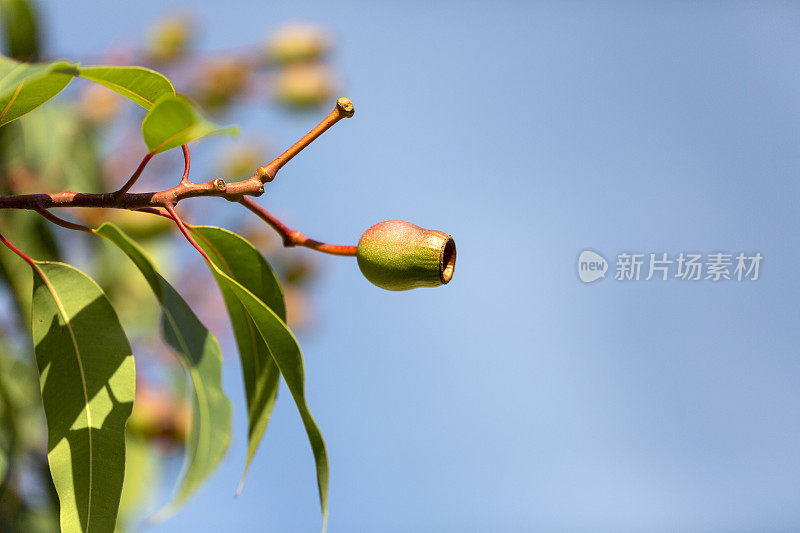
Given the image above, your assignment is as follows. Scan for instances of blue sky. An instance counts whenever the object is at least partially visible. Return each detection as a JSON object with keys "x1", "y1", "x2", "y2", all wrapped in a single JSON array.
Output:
[{"x1": 36, "y1": 1, "x2": 800, "y2": 531}]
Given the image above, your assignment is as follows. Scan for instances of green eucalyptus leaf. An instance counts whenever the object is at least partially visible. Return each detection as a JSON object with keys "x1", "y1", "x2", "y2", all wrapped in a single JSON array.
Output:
[
  {"x1": 78, "y1": 66, "x2": 174, "y2": 109},
  {"x1": 30, "y1": 261, "x2": 135, "y2": 532},
  {"x1": 192, "y1": 231, "x2": 328, "y2": 529},
  {"x1": 189, "y1": 226, "x2": 285, "y2": 492},
  {"x1": 0, "y1": 0, "x2": 41, "y2": 61},
  {"x1": 0, "y1": 55, "x2": 78, "y2": 126},
  {"x1": 94, "y1": 222, "x2": 232, "y2": 518},
  {"x1": 141, "y1": 94, "x2": 238, "y2": 154}
]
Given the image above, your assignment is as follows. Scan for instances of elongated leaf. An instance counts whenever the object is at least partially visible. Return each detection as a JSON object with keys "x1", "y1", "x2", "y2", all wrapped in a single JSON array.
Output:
[
  {"x1": 0, "y1": 55, "x2": 78, "y2": 126},
  {"x1": 29, "y1": 261, "x2": 135, "y2": 532},
  {"x1": 192, "y1": 232, "x2": 328, "y2": 529},
  {"x1": 79, "y1": 66, "x2": 174, "y2": 109},
  {"x1": 94, "y1": 222, "x2": 231, "y2": 517},
  {"x1": 189, "y1": 226, "x2": 285, "y2": 492},
  {"x1": 141, "y1": 94, "x2": 238, "y2": 154}
]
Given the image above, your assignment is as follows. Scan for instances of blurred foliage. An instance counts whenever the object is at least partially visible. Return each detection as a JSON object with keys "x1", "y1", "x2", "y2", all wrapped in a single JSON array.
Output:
[
  {"x1": 0, "y1": 2, "x2": 337, "y2": 529},
  {"x1": 0, "y1": 0, "x2": 40, "y2": 61}
]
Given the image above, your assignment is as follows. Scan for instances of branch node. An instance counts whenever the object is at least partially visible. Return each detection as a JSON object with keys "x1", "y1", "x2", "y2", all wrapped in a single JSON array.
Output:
[
  {"x1": 213, "y1": 178, "x2": 227, "y2": 192},
  {"x1": 254, "y1": 167, "x2": 273, "y2": 183}
]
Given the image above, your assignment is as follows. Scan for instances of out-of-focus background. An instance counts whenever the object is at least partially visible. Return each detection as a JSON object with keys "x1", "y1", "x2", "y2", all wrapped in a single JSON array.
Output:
[{"x1": 4, "y1": 1, "x2": 800, "y2": 531}]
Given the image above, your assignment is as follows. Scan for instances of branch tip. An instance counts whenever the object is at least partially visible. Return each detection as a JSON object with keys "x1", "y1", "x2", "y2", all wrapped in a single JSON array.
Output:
[
  {"x1": 252, "y1": 97, "x2": 356, "y2": 182},
  {"x1": 336, "y1": 97, "x2": 354, "y2": 118}
]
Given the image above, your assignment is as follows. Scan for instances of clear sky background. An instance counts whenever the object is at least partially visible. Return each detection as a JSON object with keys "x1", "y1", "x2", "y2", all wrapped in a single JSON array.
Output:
[{"x1": 34, "y1": 1, "x2": 800, "y2": 531}]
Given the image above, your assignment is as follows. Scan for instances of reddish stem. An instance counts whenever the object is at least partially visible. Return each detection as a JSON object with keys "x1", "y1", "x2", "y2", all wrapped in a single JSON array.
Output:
[
  {"x1": 180, "y1": 144, "x2": 191, "y2": 185},
  {"x1": 239, "y1": 196, "x2": 357, "y2": 256},
  {"x1": 115, "y1": 152, "x2": 154, "y2": 196},
  {"x1": 34, "y1": 206, "x2": 92, "y2": 233},
  {"x1": 136, "y1": 207, "x2": 174, "y2": 220},
  {"x1": 0, "y1": 231, "x2": 36, "y2": 268},
  {"x1": 164, "y1": 203, "x2": 214, "y2": 265}
]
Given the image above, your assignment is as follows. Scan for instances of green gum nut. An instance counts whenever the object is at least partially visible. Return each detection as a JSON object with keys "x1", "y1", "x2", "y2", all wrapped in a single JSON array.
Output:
[{"x1": 357, "y1": 220, "x2": 456, "y2": 291}]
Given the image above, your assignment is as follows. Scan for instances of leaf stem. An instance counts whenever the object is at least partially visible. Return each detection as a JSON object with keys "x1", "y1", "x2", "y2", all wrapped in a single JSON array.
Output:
[
  {"x1": 164, "y1": 203, "x2": 215, "y2": 264},
  {"x1": 0, "y1": 231, "x2": 36, "y2": 268},
  {"x1": 136, "y1": 207, "x2": 174, "y2": 220},
  {"x1": 114, "y1": 152, "x2": 154, "y2": 196},
  {"x1": 238, "y1": 196, "x2": 357, "y2": 256},
  {"x1": 179, "y1": 144, "x2": 191, "y2": 185},
  {"x1": 34, "y1": 205, "x2": 93, "y2": 233}
]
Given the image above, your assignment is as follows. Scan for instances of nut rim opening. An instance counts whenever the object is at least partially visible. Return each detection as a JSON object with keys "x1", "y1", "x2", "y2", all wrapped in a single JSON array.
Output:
[{"x1": 440, "y1": 237, "x2": 456, "y2": 284}]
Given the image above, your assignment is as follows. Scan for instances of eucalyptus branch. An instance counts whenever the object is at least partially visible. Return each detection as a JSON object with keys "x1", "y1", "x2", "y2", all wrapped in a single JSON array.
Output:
[
  {"x1": 0, "y1": 99, "x2": 354, "y2": 211},
  {"x1": 0, "y1": 177, "x2": 253, "y2": 210}
]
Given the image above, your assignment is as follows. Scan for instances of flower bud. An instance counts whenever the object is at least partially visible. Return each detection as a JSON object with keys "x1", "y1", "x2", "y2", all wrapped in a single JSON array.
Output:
[
  {"x1": 273, "y1": 64, "x2": 337, "y2": 109},
  {"x1": 127, "y1": 385, "x2": 190, "y2": 448},
  {"x1": 266, "y1": 23, "x2": 331, "y2": 65},
  {"x1": 145, "y1": 13, "x2": 194, "y2": 63},
  {"x1": 357, "y1": 220, "x2": 456, "y2": 291}
]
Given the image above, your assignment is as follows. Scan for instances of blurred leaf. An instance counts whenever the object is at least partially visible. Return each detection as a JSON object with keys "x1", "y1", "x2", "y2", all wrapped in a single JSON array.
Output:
[
  {"x1": 190, "y1": 226, "x2": 285, "y2": 492},
  {"x1": 0, "y1": 372, "x2": 13, "y2": 484},
  {"x1": 14, "y1": 101, "x2": 103, "y2": 193},
  {"x1": 0, "y1": 341, "x2": 44, "y2": 486},
  {"x1": 0, "y1": 55, "x2": 78, "y2": 126},
  {"x1": 116, "y1": 434, "x2": 155, "y2": 533},
  {"x1": 0, "y1": 0, "x2": 40, "y2": 61},
  {"x1": 141, "y1": 94, "x2": 238, "y2": 154},
  {"x1": 30, "y1": 261, "x2": 135, "y2": 532},
  {"x1": 79, "y1": 66, "x2": 174, "y2": 109},
  {"x1": 194, "y1": 232, "x2": 328, "y2": 529},
  {"x1": 94, "y1": 223, "x2": 232, "y2": 517}
]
